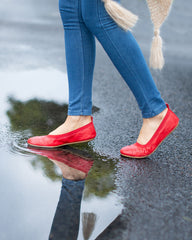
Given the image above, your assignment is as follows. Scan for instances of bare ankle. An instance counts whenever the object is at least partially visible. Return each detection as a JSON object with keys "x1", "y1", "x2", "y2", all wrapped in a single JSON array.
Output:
[
  {"x1": 67, "y1": 115, "x2": 92, "y2": 123},
  {"x1": 49, "y1": 115, "x2": 92, "y2": 135},
  {"x1": 137, "y1": 107, "x2": 168, "y2": 145}
]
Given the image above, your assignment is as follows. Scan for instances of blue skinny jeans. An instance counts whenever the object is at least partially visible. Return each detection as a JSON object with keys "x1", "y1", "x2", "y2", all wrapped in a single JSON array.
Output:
[{"x1": 59, "y1": 0, "x2": 167, "y2": 118}]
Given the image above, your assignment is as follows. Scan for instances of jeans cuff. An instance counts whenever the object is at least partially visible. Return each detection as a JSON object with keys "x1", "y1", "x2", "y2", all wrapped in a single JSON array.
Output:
[
  {"x1": 67, "y1": 109, "x2": 92, "y2": 116},
  {"x1": 142, "y1": 103, "x2": 167, "y2": 118}
]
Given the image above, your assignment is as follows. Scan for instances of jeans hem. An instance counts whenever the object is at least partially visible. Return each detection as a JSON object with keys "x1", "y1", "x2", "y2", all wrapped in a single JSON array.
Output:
[
  {"x1": 68, "y1": 110, "x2": 92, "y2": 116},
  {"x1": 142, "y1": 103, "x2": 167, "y2": 118}
]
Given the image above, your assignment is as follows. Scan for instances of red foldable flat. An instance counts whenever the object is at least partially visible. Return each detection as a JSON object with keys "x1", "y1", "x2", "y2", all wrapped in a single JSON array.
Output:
[
  {"x1": 120, "y1": 103, "x2": 179, "y2": 158},
  {"x1": 27, "y1": 117, "x2": 96, "y2": 148}
]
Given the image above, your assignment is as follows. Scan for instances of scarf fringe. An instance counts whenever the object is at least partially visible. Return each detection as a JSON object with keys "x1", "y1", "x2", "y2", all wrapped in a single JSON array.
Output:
[
  {"x1": 102, "y1": 0, "x2": 138, "y2": 31},
  {"x1": 102, "y1": 0, "x2": 173, "y2": 70},
  {"x1": 150, "y1": 31, "x2": 165, "y2": 70}
]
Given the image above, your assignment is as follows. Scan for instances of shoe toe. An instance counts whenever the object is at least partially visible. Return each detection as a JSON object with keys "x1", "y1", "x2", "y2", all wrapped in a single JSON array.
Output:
[
  {"x1": 27, "y1": 136, "x2": 46, "y2": 146},
  {"x1": 120, "y1": 144, "x2": 135, "y2": 156},
  {"x1": 120, "y1": 143, "x2": 149, "y2": 158}
]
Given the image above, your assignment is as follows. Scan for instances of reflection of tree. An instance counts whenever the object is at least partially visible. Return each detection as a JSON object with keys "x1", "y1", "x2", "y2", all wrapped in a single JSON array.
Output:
[
  {"x1": 30, "y1": 154, "x2": 61, "y2": 182},
  {"x1": 6, "y1": 97, "x2": 117, "y2": 197},
  {"x1": 84, "y1": 155, "x2": 116, "y2": 198},
  {"x1": 7, "y1": 97, "x2": 68, "y2": 135}
]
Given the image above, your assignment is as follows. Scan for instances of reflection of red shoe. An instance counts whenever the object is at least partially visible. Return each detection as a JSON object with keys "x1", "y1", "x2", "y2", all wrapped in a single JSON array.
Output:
[
  {"x1": 120, "y1": 103, "x2": 179, "y2": 158},
  {"x1": 27, "y1": 117, "x2": 96, "y2": 148},
  {"x1": 28, "y1": 147, "x2": 94, "y2": 174}
]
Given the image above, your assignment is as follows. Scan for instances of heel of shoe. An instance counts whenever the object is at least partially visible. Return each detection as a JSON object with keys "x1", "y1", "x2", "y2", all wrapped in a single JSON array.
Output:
[
  {"x1": 91, "y1": 124, "x2": 97, "y2": 139},
  {"x1": 170, "y1": 109, "x2": 179, "y2": 129},
  {"x1": 75, "y1": 120, "x2": 96, "y2": 143},
  {"x1": 86, "y1": 123, "x2": 97, "y2": 140}
]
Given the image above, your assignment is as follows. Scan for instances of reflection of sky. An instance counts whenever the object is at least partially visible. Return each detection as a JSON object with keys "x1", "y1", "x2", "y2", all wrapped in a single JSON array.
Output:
[
  {"x1": 0, "y1": 147, "x2": 122, "y2": 239},
  {"x1": 78, "y1": 193, "x2": 123, "y2": 240},
  {"x1": 0, "y1": 69, "x2": 68, "y2": 124},
  {"x1": 0, "y1": 150, "x2": 60, "y2": 240}
]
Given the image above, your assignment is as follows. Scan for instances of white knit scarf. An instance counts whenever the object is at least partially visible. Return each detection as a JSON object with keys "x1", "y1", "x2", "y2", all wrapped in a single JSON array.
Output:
[{"x1": 102, "y1": 0, "x2": 174, "y2": 70}]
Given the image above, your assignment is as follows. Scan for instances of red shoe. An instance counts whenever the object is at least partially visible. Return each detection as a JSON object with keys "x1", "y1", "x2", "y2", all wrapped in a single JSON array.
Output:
[
  {"x1": 27, "y1": 117, "x2": 96, "y2": 148},
  {"x1": 120, "y1": 104, "x2": 179, "y2": 158}
]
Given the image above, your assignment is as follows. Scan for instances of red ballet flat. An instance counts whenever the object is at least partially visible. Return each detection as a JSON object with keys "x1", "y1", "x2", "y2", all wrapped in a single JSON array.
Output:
[
  {"x1": 120, "y1": 103, "x2": 179, "y2": 158},
  {"x1": 27, "y1": 117, "x2": 96, "y2": 148}
]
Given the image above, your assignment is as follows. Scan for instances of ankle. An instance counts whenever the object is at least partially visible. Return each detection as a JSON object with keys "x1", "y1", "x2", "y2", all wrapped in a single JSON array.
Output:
[
  {"x1": 49, "y1": 115, "x2": 92, "y2": 135},
  {"x1": 155, "y1": 107, "x2": 168, "y2": 121},
  {"x1": 67, "y1": 115, "x2": 92, "y2": 124},
  {"x1": 137, "y1": 107, "x2": 168, "y2": 145}
]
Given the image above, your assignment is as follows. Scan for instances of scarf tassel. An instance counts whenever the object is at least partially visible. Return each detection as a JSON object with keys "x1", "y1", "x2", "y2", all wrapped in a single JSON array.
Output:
[
  {"x1": 102, "y1": 0, "x2": 138, "y2": 31},
  {"x1": 150, "y1": 30, "x2": 165, "y2": 70},
  {"x1": 103, "y1": 0, "x2": 169, "y2": 70}
]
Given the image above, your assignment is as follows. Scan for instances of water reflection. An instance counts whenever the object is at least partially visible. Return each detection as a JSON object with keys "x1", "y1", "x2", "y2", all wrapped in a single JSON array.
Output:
[
  {"x1": 6, "y1": 97, "x2": 123, "y2": 239},
  {"x1": 28, "y1": 147, "x2": 94, "y2": 240},
  {"x1": 27, "y1": 147, "x2": 93, "y2": 180},
  {"x1": 49, "y1": 178, "x2": 85, "y2": 240}
]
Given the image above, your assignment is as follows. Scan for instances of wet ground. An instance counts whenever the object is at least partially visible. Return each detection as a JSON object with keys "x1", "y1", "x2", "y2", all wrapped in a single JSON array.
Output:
[{"x1": 0, "y1": 0, "x2": 192, "y2": 239}]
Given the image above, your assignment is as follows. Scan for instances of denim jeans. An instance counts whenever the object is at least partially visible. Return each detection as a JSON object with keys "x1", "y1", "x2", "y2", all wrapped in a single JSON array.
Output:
[{"x1": 59, "y1": 0, "x2": 167, "y2": 118}]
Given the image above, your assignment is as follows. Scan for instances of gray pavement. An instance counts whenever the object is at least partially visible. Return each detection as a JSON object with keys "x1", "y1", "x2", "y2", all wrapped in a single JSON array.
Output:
[{"x1": 0, "y1": 0, "x2": 192, "y2": 239}]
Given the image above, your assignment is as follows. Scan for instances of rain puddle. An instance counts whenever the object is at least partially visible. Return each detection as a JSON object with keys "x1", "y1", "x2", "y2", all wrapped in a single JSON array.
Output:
[{"x1": 0, "y1": 90, "x2": 123, "y2": 240}]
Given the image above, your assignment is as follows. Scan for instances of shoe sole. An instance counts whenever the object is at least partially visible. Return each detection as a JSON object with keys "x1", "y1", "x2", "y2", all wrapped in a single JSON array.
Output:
[
  {"x1": 120, "y1": 122, "x2": 179, "y2": 159},
  {"x1": 27, "y1": 138, "x2": 95, "y2": 149}
]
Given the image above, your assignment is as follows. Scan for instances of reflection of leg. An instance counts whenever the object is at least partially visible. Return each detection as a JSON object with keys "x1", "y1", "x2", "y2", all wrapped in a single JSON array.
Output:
[
  {"x1": 50, "y1": 159, "x2": 86, "y2": 180},
  {"x1": 49, "y1": 178, "x2": 85, "y2": 240}
]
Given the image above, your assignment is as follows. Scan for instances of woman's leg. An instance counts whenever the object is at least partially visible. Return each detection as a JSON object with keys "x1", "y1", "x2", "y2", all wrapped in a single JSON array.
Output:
[
  {"x1": 50, "y1": 0, "x2": 96, "y2": 135},
  {"x1": 27, "y1": 0, "x2": 97, "y2": 147},
  {"x1": 81, "y1": 0, "x2": 168, "y2": 144}
]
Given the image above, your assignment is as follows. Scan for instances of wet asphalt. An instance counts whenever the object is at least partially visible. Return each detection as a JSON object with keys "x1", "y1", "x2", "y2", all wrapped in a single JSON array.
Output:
[{"x1": 0, "y1": 0, "x2": 192, "y2": 239}]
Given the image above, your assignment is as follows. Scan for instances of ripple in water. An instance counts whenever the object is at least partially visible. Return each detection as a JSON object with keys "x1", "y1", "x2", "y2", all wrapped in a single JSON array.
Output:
[
  {"x1": 1, "y1": 127, "x2": 34, "y2": 156},
  {"x1": 0, "y1": 124, "x2": 10, "y2": 148}
]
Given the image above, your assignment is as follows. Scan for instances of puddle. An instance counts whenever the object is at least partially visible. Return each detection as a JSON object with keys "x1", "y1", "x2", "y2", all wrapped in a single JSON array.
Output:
[
  {"x1": 0, "y1": 132, "x2": 122, "y2": 239},
  {"x1": 23, "y1": 147, "x2": 123, "y2": 240},
  {"x1": 0, "y1": 97, "x2": 122, "y2": 239}
]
